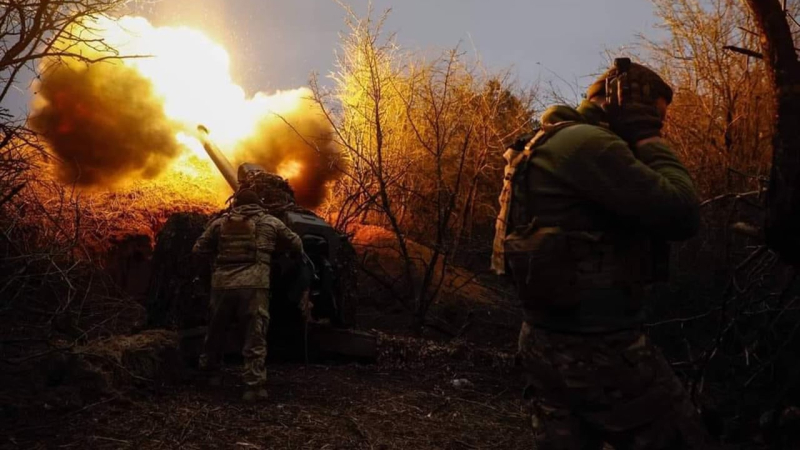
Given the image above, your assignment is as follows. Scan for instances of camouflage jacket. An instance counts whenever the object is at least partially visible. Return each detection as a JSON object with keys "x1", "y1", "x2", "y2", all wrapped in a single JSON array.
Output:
[{"x1": 193, "y1": 204, "x2": 303, "y2": 290}]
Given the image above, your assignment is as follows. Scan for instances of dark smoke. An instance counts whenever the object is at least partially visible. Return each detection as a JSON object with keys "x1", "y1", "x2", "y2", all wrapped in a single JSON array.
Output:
[
  {"x1": 30, "y1": 61, "x2": 181, "y2": 187},
  {"x1": 29, "y1": 47, "x2": 343, "y2": 207},
  {"x1": 233, "y1": 89, "x2": 347, "y2": 208}
]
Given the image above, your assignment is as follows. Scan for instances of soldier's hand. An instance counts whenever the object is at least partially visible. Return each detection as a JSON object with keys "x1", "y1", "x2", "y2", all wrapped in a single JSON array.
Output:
[{"x1": 607, "y1": 102, "x2": 663, "y2": 145}]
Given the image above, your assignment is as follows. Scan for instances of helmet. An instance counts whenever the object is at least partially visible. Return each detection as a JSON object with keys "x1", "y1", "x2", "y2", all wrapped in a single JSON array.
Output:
[
  {"x1": 587, "y1": 60, "x2": 673, "y2": 105},
  {"x1": 233, "y1": 189, "x2": 264, "y2": 207}
]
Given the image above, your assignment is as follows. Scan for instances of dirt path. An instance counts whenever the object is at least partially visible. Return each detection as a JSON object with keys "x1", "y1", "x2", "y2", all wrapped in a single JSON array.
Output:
[{"x1": 2, "y1": 362, "x2": 533, "y2": 449}]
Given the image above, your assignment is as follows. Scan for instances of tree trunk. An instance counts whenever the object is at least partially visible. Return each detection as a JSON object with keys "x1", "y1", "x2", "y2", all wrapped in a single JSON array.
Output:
[{"x1": 745, "y1": 0, "x2": 800, "y2": 262}]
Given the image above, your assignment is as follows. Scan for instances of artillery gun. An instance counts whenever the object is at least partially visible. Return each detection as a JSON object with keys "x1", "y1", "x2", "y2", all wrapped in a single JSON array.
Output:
[{"x1": 146, "y1": 126, "x2": 374, "y2": 361}]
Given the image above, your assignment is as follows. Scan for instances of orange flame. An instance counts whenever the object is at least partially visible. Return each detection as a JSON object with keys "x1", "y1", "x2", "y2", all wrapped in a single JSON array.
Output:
[
  {"x1": 91, "y1": 16, "x2": 281, "y2": 150},
  {"x1": 32, "y1": 15, "x2": 343, "y2": 208},
  {"x1": 277, "y1": 159, "x2": 303, "y2": 180}
]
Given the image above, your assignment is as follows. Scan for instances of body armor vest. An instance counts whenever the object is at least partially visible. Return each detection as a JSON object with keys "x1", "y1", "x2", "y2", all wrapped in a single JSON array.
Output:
[
  {"x1": 492, "y1": 122, "x2": 655, "y2": 330},
  {"x1": 217, "y1": 212, "x2": 269, "y2": 265},
  {"x1": 492, "y1": 121, "x2": 577, "y2": 275}
]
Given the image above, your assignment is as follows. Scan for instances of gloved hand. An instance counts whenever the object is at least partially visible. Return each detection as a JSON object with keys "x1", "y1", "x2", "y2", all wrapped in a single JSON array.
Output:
[{"x1": 607, "y1": 102, "x2": 663, "y2": 145}]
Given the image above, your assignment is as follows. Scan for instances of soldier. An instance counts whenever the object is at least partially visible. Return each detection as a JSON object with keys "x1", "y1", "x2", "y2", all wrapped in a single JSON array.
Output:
[
  {"x1": 493, "y1": 60, "x2": 714, "y2": 448},
  {"x1": 193, "y1": 189, "x2": 306, "y2": 402}
]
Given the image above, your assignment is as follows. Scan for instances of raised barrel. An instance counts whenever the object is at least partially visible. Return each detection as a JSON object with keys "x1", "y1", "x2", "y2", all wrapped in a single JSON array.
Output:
[{"x1": 196, "y1": 125, "x2": 239, "y2": 191}]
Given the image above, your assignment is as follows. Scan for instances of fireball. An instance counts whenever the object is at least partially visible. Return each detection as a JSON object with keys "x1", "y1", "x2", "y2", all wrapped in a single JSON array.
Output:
[
  {"x1": 277, "y1": 160, "x2": 303, "y2": 181},
  {"x1": 30, "y1": 15, "x2": 344, "y2": 208}
]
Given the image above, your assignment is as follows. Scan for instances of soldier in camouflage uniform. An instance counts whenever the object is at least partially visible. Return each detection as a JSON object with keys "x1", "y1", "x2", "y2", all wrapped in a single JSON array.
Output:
[
  {"x1": 493, "y1": 61, "x2": 714, "y2": 448},
  {"x1": 193, "y1": 189, "x2": 304, "y2": 401}
]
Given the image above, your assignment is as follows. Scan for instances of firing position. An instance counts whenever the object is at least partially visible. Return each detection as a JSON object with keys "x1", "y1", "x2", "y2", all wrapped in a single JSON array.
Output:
[
  {"x1": 494, "y1": 60, "x2": 714, "y2": 448},
  {"x1": 193, "y1": 189, "x2": 304, "y2": 401}
]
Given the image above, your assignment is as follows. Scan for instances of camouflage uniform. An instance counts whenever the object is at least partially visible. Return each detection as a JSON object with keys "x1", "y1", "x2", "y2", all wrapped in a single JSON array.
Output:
[
  {"x1": 519, "y1": 323, "x2": 710, "y2": 449},
  {"x1": 494, "y1": 65, "x2": 713, "y2": 448},
  {"x1": 193, "y1": 203, "x2": 302, "y2": 386}
]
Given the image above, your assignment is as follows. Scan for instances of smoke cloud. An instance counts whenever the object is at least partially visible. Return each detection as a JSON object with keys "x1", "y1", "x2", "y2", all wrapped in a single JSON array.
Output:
[
  {"x1": 28, "y1": 16, "x2": 344, "y2": 208},
  {"x1": 233, "y1": 88, "x2": 346, "y2": 208},
  {"x1": 30, "y1": 61, "x2": 181, "y2": 187}
]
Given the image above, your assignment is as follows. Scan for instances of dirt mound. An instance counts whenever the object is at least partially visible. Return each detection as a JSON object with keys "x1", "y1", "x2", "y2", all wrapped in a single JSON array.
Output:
[
  {"x1": 1, "y1": 330, "x2": 182, "y2": 419},
  {"x1": 67, "y1": 329, "x2": 184, "y2": 388},
  {"x1": 351, "y1": 225, "x2": 502, "y2": 306},
  {"x1": 350, "y1": 225, "x2": 519, "y2": 347},
  {"x1": 146, "y1": 212, "x2": 212, "y2": 328}
]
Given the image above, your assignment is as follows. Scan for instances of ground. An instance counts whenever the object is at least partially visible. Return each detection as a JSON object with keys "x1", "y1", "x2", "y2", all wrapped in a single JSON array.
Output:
[
  {"x1": 0, "y1": 217, "x2": 534, "y2": 450},
  {"x1": 2, "y1": 360, "x2": 533, "y2": 449}
]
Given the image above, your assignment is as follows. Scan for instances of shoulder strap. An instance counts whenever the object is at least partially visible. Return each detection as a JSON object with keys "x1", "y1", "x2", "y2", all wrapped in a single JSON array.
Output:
[
  {"x1": 491, "y1": 121, "x2": 579, "y2": 275},
  {"x1": 520, "y1": 121, "x2": 579, "y2": 164},
  {"x1": 504, "y1": 121, "x2": 579, "y2": 176}
]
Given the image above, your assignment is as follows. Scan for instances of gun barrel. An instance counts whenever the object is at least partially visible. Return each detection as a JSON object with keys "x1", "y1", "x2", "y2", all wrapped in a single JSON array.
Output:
[{"x1": 197, "y1": 125, "x2": 239, "y2": 192}]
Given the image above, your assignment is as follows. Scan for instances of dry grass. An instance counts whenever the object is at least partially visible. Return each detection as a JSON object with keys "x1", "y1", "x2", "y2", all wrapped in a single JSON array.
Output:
[
  {"x1": 0, "y1": 159, "x2": 224, "y2": 381},
  {"x1": 2, "y1": 348, "x2": 530, "y2": 450},
  {"x1": 63, "y1": 161, "x2": 225, "y2": 254},
  {"x1": 73, "y1": 329, "x2": 183, "y2": 386},
  {"x1": 351, "y1": 224, "x2": 519, "y2": 348},
  {"x1": 352, "y1": 225, "x2": 502, "y2": 307}
]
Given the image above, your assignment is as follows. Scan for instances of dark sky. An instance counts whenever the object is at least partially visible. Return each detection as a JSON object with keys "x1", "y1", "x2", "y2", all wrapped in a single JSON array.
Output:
[{"x1": 4, "y1": 0, "x2": 665, "y2": 117}]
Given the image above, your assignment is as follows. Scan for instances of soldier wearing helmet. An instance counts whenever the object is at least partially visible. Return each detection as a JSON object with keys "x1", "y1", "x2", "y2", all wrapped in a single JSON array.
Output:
[
  {"x1": 193, "y1": 188, "x2": 306, "y2": 402},
  {"x1": 493, "y1": 60, "x2": 713, "y2": 448}
]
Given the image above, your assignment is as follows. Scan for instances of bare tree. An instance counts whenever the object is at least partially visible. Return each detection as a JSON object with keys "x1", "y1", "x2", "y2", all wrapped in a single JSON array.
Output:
[
  {"x1": 642, "y1": 0, "x2": 800, "y2": 262},
  {"x1": 0, "y1": 0, "x2": 136, "y2": 106},
  {"x1": 634, "y1": 3, "x2": 800, "y2": 439},
  {"x1": 743, "y1": 0, "x2": 800, "y2": 262},
  {"x1": 312, "y1": 5, "x2": 534, "y2": 330},
  {"x1": 0, "y1": 0, "x2": 136, "y2": 205},
  {"x1": 0, "y1": 0, "x2": 141, "y2": 357},
  {"x1": 641, "y1": 0, "x2": 778, "y2": 199}
]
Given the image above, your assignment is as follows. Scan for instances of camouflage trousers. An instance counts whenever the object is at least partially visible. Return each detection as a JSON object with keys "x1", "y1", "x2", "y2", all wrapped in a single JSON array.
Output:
[
  {"x1": 199, "y1": 288, "x2": 270, "y2": 387},
  {"x1": 518, "y1": 322, "x2": 712, "y2": 449}
]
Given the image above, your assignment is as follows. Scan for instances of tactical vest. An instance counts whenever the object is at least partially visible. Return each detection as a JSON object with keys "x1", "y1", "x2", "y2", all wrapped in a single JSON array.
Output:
[
  {"x1": 492, "y1": 122, "x2": 657, "y2": 330},
  {"x1": 217, "y1": 212, "x2": 272, "y2": 266},
  {"x1": 491, "y1": 122, "x2": 577, "y2": 275}
]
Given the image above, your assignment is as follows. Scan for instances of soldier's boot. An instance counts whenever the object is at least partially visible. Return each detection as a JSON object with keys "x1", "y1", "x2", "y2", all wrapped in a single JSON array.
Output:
[{"x1": 242, "y1": 387, "x2": 268, "y2": 402}]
